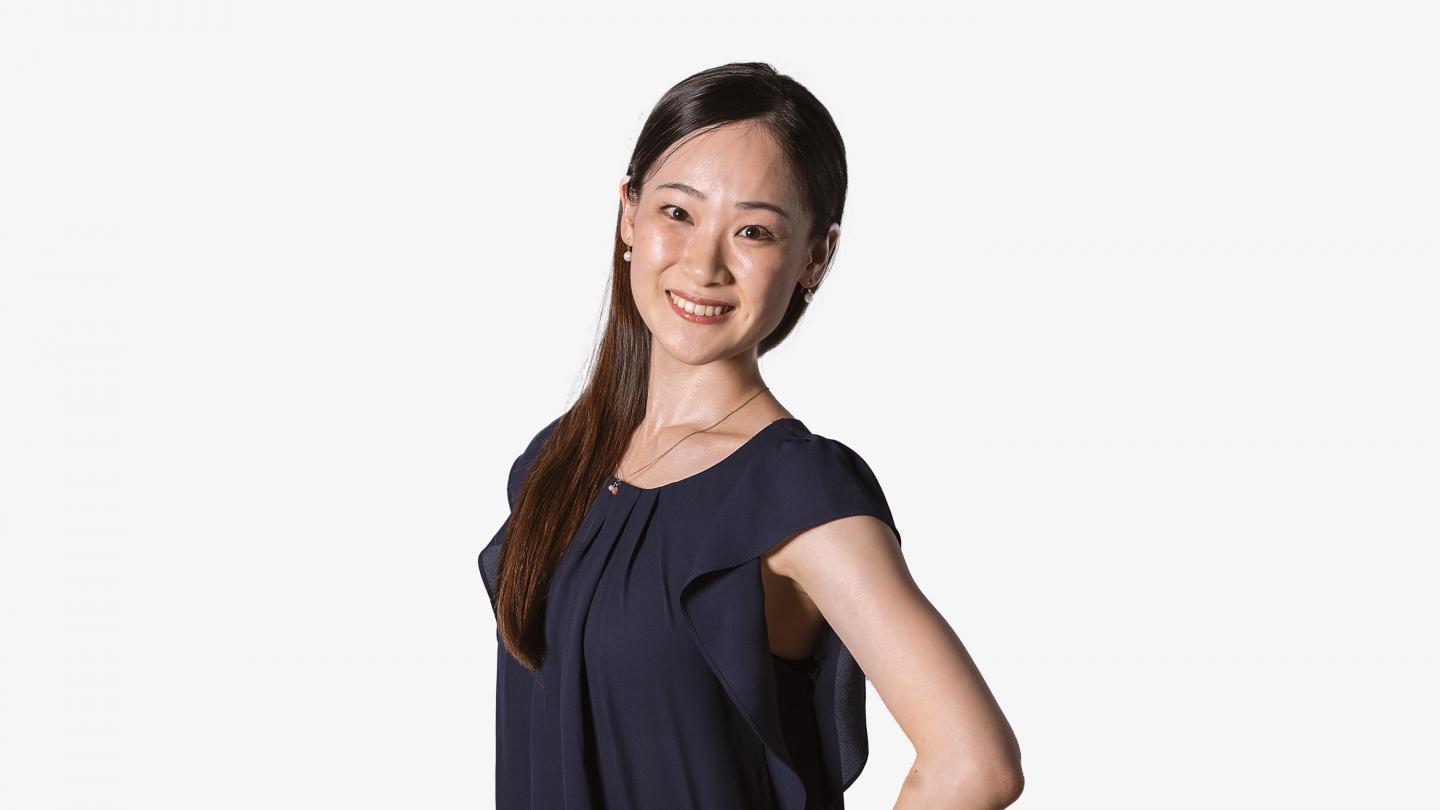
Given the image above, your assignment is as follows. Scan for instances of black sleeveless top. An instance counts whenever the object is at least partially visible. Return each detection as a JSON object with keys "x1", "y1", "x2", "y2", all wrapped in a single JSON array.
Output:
[{"x1": 479, "y1": 415, "x2": 903, "y2": 809}]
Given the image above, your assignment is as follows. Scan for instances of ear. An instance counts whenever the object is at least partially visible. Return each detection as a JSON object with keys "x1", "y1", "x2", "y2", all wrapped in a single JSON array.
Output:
[
  {"x1": 799, "y1": 222, "x2": 841, "y2": 289},
  {"x1": 619, "y1": 174, "x2": 638, "y2": 245}
]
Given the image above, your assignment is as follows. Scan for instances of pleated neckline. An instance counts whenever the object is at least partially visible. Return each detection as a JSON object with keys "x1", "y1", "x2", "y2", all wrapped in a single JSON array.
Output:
[{"x1": 611, "y1": 416, "x2": 803, "y2": 493}]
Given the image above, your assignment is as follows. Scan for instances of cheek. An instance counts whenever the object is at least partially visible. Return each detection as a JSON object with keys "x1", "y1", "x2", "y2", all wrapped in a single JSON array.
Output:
[
  {"x1": 627, "y1": 233, "x2": 664, "y2": 280},
  {"x1": 636, "y1": 228, "x2": 686, "y2": 263},
  {"x1": 734, "y1": 269, "x2": 796, "y2": 315}
]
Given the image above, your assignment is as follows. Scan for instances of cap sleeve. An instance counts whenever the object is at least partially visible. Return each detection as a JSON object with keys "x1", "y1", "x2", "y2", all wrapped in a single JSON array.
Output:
[
  {"x1": 679, "y1": 431, "x2": 902, "y2": 810},
  {"x1": 478, "y1": 414, "x2": 563, "y2": 613}
]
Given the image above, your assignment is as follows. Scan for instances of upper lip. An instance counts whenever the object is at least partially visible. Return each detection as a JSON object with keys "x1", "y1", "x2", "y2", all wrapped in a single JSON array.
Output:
[{"x1": 667, "y1": 288, "x2": 736, "y2": 308}]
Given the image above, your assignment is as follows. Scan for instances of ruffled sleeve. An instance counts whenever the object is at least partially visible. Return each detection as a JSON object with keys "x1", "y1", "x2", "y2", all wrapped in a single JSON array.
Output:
[
  {"x1": 679, "y1": 431, "x2": 903, "y2": 810},
  {"x1": 478, "y1": 414, "x2": 563, "y2": 614}
]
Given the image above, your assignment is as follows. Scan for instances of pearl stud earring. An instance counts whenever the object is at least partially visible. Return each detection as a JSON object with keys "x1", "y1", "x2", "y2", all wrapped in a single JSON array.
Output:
[{"x1": 803, "y1": 286, "x2": 815, "y2": 303}]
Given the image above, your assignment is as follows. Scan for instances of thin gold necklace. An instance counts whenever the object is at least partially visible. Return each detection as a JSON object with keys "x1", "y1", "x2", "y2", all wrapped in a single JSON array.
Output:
[{"x1": 608, "y1": 386, "x2": 771, "y2": 495}]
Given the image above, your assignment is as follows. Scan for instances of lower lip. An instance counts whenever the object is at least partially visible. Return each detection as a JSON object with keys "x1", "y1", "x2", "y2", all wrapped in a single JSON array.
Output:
[{"x1": 666, "y1": 291, "x2": 736, "y2": 324}]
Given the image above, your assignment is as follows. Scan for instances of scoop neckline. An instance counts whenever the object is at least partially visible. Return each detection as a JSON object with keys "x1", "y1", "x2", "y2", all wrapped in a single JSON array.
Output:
[{"x1": 616, "y1": 416, "x2": 803, "y2": 493}]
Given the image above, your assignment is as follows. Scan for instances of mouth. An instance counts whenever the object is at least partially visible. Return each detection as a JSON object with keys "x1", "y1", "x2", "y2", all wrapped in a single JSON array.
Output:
[{"x1": 666, "y1": 288, "x2": 737, "y2": 324}]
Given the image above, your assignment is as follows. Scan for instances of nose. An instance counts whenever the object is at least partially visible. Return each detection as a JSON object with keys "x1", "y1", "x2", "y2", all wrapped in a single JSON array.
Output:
[{"x1": 678, "y1": 229, "x2": 732, "y2": 286}]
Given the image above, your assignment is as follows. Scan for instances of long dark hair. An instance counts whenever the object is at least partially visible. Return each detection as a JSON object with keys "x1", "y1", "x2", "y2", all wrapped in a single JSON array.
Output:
[{"x1": 496, "y1": 62, "x2": 849, "y2": 672}]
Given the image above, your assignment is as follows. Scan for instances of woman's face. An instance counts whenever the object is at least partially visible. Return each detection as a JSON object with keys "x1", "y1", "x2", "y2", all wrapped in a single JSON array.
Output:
[{"x1": 620, "y1": 122, "x2": 836, "y2": 364}]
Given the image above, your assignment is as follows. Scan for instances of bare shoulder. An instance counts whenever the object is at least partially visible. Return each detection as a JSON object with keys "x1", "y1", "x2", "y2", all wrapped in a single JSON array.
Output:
[{"x1": 763, "y1": 513, "x2": 907, "y2": 593}]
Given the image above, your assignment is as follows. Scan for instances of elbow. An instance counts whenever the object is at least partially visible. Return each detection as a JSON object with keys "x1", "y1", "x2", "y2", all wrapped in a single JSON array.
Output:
[
  {"x1": 950, "y1": 756, "x2": 1025, "y2": 809},
  {"x1": 988, "y1": 763, "x2": 1025, "y2": 807}
]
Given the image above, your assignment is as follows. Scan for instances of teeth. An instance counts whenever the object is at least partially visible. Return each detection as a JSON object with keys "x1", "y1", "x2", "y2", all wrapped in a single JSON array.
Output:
[{"x1": 669, "y1": 291, "x2": 734, "y2": 317}]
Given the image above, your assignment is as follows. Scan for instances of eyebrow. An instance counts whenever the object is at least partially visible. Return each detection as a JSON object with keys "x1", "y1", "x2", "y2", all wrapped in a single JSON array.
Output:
[{"x1": 654, "y1": 181, "x2": 791, "y2": 220}]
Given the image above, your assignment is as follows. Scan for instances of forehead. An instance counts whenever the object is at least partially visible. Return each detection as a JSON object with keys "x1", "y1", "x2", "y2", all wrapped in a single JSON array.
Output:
[{"x1": 648, "y1": 122, "x2": 798, "y2": 204}]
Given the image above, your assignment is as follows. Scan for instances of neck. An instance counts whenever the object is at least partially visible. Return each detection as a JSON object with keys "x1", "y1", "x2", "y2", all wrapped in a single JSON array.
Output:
[{"x1": 640, "y1": 340, "x2": 772, "y2": 431}]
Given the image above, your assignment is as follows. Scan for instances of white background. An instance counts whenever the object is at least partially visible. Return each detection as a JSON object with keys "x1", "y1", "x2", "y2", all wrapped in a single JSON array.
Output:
[{"x1": 2, "y1": 2, "x2": 1436, "y2": 808}]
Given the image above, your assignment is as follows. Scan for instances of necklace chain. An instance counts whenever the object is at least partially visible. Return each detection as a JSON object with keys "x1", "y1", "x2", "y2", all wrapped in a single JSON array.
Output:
[{"x1": 610, "y1": 386, "x2": 771, "y2": 493}]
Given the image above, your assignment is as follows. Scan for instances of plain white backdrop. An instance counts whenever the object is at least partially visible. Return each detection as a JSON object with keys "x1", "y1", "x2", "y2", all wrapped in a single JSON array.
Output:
[{"x1": 1, "y1": 1, "x2": 1436, "y2": 808}]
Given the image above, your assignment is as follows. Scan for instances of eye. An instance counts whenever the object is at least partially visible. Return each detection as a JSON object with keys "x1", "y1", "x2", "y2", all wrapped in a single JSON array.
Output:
[
  {"x1": 657, "y1": 204, "x2": 775, "y2": 241},
  {"x1": 658, "y1": 203, "x2": 690, "y2": 222}
]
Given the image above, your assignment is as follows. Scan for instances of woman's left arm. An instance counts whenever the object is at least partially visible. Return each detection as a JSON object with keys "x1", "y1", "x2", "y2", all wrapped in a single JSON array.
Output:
[{"x1": 768, "y1": 516, "x2": 1024, "y2": 810}]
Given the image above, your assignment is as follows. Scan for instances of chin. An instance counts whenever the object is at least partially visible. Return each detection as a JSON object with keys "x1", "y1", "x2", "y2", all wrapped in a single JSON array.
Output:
[{"x1": 651, "y1": 328, "x2": 739, "y2": 366}]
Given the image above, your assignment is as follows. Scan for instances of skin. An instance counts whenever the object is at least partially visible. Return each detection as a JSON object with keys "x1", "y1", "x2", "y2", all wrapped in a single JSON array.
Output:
[{"x1": 617, "y1": 121, "x2": 1023, "y2": 808}]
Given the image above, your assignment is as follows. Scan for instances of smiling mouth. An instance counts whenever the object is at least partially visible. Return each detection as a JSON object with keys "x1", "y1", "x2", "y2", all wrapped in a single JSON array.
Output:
[{"x1": 666, "y1": 289, "x2": 736, "y2": 323}]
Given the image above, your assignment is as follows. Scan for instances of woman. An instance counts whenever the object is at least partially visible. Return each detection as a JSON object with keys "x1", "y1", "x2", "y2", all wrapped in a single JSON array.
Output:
[{"x1": 479, "y1": 62, "x2": 1023, "y2": 810}]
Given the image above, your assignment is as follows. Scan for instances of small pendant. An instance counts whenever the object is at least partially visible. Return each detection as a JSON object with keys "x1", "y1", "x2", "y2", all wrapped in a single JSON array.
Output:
[{"x1": 608, "y1": 479, "x2": 620, "y2": 495}]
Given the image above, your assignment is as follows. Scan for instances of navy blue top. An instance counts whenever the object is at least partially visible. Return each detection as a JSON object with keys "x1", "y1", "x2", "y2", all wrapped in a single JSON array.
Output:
[{"x1": 479, "y1": 415, "x2": 903, "y2": 809}]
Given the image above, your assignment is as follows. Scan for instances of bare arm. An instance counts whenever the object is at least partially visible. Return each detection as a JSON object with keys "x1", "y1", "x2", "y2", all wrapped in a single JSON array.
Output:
[{"x1": 767, "y1": 516, "x2": 1024, "y2": 808}]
